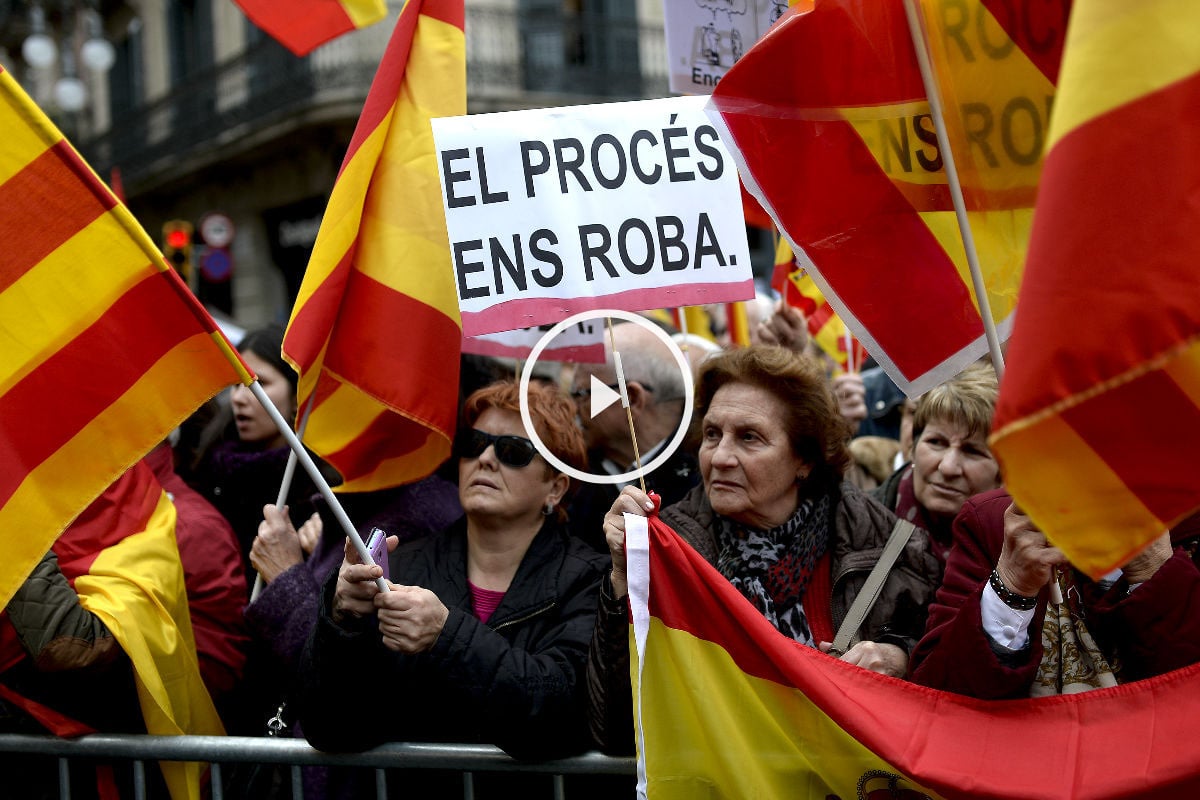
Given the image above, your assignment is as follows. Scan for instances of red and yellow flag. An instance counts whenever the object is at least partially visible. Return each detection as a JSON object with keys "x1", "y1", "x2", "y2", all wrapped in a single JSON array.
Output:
[
  {"x1": 991, "y1": 0, "x2": 1200, "y2": 577},
  {"x1": 626, "y1": 512, "x2": 1200, "y2": 799},
  {"x1": 707, "y1": 0, "x2": 1066, "y2": 395},
  {"x1": 283, "y1": 0, "x2": 465, "y2": 492},
  {"x1": 58, "y1": 462, "x2": 224, "y2": 799},
  {"x1": 0, "y1": 67, "x2": 251, "y2": 611},
  {"x1": 775, "y1": 238, "x2": 866, "y2": 374},
  {"x1": 233, "y1": 0, "x2": 388, "y2": 56}
]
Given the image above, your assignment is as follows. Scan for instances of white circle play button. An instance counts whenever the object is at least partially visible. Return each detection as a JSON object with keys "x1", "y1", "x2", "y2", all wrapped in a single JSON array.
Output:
[
  {"x1": 519, "y1": 309, "x2": 694, "y2": 486},
  {"x1": 588, "y1": 374, "x2": 622, "y2": 419}
]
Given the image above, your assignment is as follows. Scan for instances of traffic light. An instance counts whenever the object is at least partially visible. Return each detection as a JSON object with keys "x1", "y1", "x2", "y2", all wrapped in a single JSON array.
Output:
[{"x1": 162, "y1": 220, "x2": 194, "y2": 280}]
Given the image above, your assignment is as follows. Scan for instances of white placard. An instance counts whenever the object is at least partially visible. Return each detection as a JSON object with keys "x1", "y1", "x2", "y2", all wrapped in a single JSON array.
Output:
[
  {"x1": 433, "y1": 96, "x2": 754, "y2": 338},
  {"x1": 663, "y1": 0, "x2": 786, "y2": 95}
]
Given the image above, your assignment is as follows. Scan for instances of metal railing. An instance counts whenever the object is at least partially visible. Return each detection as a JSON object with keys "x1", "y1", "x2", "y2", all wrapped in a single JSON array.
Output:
[{"x1": 0, "y1": 733, "x2": 636, "y2": 799}]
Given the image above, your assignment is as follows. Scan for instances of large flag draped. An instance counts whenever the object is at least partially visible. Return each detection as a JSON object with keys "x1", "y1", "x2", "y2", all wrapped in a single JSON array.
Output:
[
  {"x1": 707, "y1": 0, "x2": 1066, "y2": 395},
  {"x1": 233, "y1": 0, "x2": 388, "y2": 56},
  {"x1": 990, "y1": 0, "x2": 1200, "y2": 577},
  {"x1": 0, "y1": 67, "x2": 252, "y2": 611},
  {"x1": 57, "y1": 462, "x2": 224, "y2": 799},
  {"x1": 626, "y1": 512, "x2": 1200, "y2": 799},
  {"x1": 283, "y1": 0, "x2": 465, "y2": 493}
]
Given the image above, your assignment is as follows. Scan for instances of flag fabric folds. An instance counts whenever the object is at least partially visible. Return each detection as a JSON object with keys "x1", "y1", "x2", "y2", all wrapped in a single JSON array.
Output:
[
  {"x1": 706, "y1": 0, "x2": 1065, "y2": 395},
  {"x1": 233, "y1": 0, "x2": 388, "y2": 56},
  {"x1": 626, "y1": 511, "x2": 1200, "y2": 800},
  {"x1": 58, "y1": 462, "x2": 224, "y2": 799},
  {"x1": 991, "y1": 0, "x2": 1200, "y2": 577},
  {"x1": 0, "y1": 67, "x2": 252, "y2": 611},
  {"x1": 775, "y1": 238, "x2": 866, "y2": 374},
  {"x1": 283, "y1": 0, "x2": 466, "y2": 493}
]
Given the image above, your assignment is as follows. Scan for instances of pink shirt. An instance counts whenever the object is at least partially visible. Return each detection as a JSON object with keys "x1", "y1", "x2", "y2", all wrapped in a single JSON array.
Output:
[{"x1": 468, "y1": 581, "x2": 506, "y2": 623}]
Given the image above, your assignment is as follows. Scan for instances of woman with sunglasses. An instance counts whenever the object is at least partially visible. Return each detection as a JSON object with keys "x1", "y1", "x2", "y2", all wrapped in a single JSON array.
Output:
[{"x1": 294, "y1": 380, "x2": 608, "y2": 793}]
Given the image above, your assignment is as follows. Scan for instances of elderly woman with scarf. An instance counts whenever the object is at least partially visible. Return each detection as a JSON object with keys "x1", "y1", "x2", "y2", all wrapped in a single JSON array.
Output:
[{"x1": 587, "y1": 345, "x2": 943, "y2": 753}]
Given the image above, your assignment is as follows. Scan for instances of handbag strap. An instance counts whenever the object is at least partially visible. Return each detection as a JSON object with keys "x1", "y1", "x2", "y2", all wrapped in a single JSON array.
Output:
[{"x1": 830, "y1": 519, "x2": 916, "y2": 656}]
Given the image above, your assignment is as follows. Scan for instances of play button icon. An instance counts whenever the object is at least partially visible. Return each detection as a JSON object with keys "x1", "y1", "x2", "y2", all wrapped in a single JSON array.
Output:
[
  {"x1": 589, "y1": 374, "x2": 622, "y2": 418},
  {"x1": 518, "y1": 309, "x2": 695, "y2": 486}
]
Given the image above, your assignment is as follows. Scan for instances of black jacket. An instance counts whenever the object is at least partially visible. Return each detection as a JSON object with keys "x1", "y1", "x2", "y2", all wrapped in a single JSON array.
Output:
[{"x1": 296, "y1": 516, "x2": 607, "y2": 761}]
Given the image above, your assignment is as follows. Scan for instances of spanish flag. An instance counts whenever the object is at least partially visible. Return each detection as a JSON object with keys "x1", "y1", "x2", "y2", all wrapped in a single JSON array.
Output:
[
  {"x1": 626, "y1": 511, "x2": 1200, "y2": 799},
  {"x1": 283, "y1": 0, "x2": 465, "y2": 492},
  {"x1": 991, "y1": 0, "x2": 1200, "y2": 577},
  {"x1": 0, "y1": 67, "x2": 252, "y2": 611},
  {"x1": 233, "y1": 0, "x2": 388, "y2": 56},
  {"x1": 707, "y1": 0, "x2": 1064, "y2": 395},
  {"x1": 60, "y1": 462, "x2": 224, "y2": 798}
]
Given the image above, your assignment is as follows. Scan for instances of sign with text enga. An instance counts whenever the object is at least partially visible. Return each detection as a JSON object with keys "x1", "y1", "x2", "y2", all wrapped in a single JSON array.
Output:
[{"x1": 432, "y1": 96, "x2": 754, "y2": 338}]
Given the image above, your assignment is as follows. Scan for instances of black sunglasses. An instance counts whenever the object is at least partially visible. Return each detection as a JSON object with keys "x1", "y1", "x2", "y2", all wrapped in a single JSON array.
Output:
[{"x1": 455, "y1": 428, "x2": 538, "y2": 468}]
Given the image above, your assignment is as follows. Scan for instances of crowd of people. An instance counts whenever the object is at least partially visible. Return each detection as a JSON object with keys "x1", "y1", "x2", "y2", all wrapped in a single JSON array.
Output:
[{"x1": 4, "y1": 307, "x2": 1199, "y2": 799}]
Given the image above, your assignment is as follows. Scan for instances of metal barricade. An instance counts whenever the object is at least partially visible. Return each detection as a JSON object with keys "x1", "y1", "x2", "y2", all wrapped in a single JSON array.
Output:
[{"x1": 0, "y1": 733, "x2": 637, "y2": 800}]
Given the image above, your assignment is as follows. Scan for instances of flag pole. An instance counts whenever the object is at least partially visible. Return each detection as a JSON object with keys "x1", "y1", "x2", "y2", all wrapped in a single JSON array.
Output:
[
  {"x1": 606, "y1": 318, "x2": 648, "y2": 495},
  {"x1": 902, "y1": 0, "x2": 1005, "y2": 379},
  {"x1": 250, "y1": 394, "x2": 315, "y2": 602},
  {"x1": 250, "y1": 381, "x2": 389, "y2": 593}
]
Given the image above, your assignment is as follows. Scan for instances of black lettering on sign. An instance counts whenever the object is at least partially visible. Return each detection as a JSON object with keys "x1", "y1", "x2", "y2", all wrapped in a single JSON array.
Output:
[
  {"x1": 442, "y1": 148, "x2": 476, "y2": 208},
  {"x1": 579, "y1": 224, "x2": 618, "y2": 281},
  {"x1": 529, "y1": 229, "x2": 563, "y2": 288},
  {"x1": 454, "y1": 240, "x2": 488, "y2": 298},
  {"x1": 520, "y1": 140, "x2": 551, "y2": 198}
]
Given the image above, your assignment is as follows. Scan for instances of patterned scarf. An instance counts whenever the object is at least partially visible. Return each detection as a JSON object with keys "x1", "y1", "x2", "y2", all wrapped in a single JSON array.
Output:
[{"x1": 714, "y1": 493, "x2": 832, "y2": 646}]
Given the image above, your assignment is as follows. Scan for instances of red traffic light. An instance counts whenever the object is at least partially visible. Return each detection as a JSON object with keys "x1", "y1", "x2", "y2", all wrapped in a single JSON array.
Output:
[{"x1": 165, "y1": 229, "x2": 191, "y2": 249}]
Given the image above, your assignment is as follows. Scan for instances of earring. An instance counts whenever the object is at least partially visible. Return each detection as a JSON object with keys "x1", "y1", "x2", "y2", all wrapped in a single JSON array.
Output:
[{"x1": 542, "y1": 502, "x2": 555, "y2": 517}]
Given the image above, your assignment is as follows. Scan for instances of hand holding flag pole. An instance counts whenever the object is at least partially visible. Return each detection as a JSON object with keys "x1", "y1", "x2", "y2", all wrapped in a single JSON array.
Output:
[
  {"x1": 902, "y1": 0, "x2": 1004, "y2": 379},
  {"x1": 251, "y1": 394, "x2": 316, "y2": 602},
  {"x1": 250, "y1": 381, "x2": 389, "y2": 593}
]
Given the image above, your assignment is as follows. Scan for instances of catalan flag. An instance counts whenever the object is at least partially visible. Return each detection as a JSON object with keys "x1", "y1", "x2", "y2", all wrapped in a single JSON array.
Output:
[
  {"x1": 707, "y1": 0, "x2": 1065, "y2": 395},
  {"x1": 0, "y1": 67, "x2": 252, "y2": 612},
  {"x1": 283, "y1": 0, "x2": 465, "y2": 492},
  {"x1": 56, "y1": 462, "x2": 224, "y2": 799},
  {"x1": 991, "y1": 0, "x2": 1200, "y2": 577},
  {"x1": 625, "y1": 511, "x2": 1200, "y2": 799},
  {"x1": 233, "y1": 0, "x2": 388, "y2": 56},
  {"x1": 775, "y1": 238, "x2": 867, "y2": 374}
]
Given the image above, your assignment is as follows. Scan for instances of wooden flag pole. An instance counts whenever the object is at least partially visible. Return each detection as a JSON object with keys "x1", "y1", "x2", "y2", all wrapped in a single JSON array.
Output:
[
  {"x1": 902, "y1": 0, "x2": 1005, "y2": 380},
  {"x1": 606, "y1": 318, "x2": 648, "y2": 495},
  {"x1": 251, "y1": 381, "x2": 389, "y2": 593},
  {"x1": 250, "y1": 394, "x2": 316, "y2": 602}
]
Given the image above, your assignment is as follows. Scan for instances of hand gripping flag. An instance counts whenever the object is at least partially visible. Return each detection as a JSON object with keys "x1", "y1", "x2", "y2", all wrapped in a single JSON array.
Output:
[
  {"x1": 991, "y1": 0, "x2": 1200, "y2": 577},
  {"x1": 626, "y1": 511, "x2": 1200, "y2": 799},
  {"x1": 775, "y1": 238, "x2": 866, "y2": 373},
  {"x1": 233, "y1": 0, "x2": 388, "y2": 56},
  {"x1": 0, "y1": 66, "x2": 252, "y2": 611},
  {"x1": 707, "y1": 0, "x2": 1067, "y2": 395},
  {"x1": 283, "y1": 0, "x2": 465, "y2": 493}
]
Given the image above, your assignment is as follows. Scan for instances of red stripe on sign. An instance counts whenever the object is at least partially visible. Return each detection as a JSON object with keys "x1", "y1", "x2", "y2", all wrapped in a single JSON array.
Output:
[
  {"x1": 0, "y1": 142, "x2": 116, "y2": 293},
  {"x1": 1060, "y1": 368, "x2": 1200, "y2": 525},
  {"x1": 980, "y1": 0, "x2": 1070, "y2": 85},
  {"x1": 0, "y1": 272, "x2": 207, "y2": 508},
  {"x1": 324, "y1": 269, "x2": 461, "y2": 435},
  {"x1": 998, "y1": 72, "x2": 1200, "y2": 424}
]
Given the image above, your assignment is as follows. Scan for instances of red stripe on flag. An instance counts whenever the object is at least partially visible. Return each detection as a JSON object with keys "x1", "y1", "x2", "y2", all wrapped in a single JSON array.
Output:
[
  {"x1": 806, "y1": 299, "x2": 835, "y2": 335},
  {"x1": 322, "y1": 411, "x2": 430, "y2": 483},
  {"x1": 0, "y1": 272, "x2": 214, "y2": 509},
  {"x1": 338, "y1": 0, "x2": 423, "y2": 177},
  {"x1": 419, "y1": 0, "x2": 464, "y2": 31},
  {"x1": 997, "y1": 72, "x2": 1200, "y2": 424},
  {"x1": 234, "y1": 0, "x2": 357, "y2": 56},
  {"x1": 980, "y1": 0, "x2": 1070, "y2": 85},
  {"x1": 324, "y1": 270, "x2": 461, "y2": 432},
  {"x1": 284, "y1": 249, "x2": 355, "y2": 370},
  {"x1": 1060, "y1": 369, "x2": 1200, "y2": 524},
  {"x1": 0, "y1": 141, "x2": 116, "y2": 292}
]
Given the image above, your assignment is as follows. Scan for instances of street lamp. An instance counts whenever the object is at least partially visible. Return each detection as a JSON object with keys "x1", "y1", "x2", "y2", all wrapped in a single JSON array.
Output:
[{"x1": 20, "y1": 2, "x2": 116, "y2": 114}]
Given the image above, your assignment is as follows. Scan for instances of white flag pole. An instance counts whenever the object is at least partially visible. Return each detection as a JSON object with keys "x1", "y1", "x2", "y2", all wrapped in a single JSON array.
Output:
[
  {"x1": 902, "y1": 0, "x2": 1005, "y2": 379},
  {"x1": 250, "y1": 381, "x2": 389, "y2": 593},
  {"x1": 249, "y1": 394, "x2": 315, "y2": 602}
]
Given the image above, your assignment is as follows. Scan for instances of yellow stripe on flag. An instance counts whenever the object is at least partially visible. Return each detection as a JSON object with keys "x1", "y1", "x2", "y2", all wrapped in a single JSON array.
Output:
[
  {"x1": 77, "y1": 490, "x2": 223, "y2": 800},
  {"x1": 339, "y1": 0, "x2": 387, "y2": 27},
  {"x1": 1047, "y1": 0, "x2": 1200, "y2": 151}
]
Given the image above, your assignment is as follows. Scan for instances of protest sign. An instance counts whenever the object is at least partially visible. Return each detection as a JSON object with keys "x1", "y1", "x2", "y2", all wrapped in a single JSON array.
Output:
[
  {"x1": 432, "y1": 95, "x2": 754, "y2": 338},
  {"x1": 662, "y1": 0, "x2": 792, "y2": 95},
  {"x1": 463, "y1": 320, "x2": 606, "y2": 363}
]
